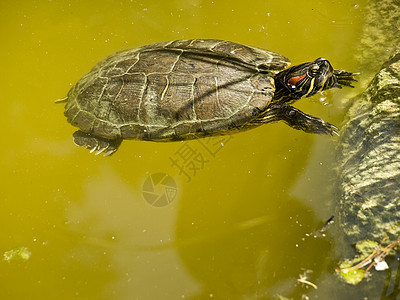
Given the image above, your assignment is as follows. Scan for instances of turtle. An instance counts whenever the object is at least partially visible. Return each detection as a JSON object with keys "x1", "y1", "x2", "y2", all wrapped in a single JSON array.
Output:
[{"x1": 61, "y1": 39, "x2": 357, "y2": 156}]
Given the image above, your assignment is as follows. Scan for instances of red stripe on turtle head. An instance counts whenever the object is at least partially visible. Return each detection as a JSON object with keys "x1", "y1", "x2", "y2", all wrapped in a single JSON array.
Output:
[{"x1": 287, "y1": 74, "x2": 306, "y2": 87}]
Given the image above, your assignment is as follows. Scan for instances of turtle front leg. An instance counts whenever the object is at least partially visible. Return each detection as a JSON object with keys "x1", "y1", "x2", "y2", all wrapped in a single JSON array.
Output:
[
  {"x1": 253, "y1": 103, "x2": 339, "y2": 135},
  {"x1": 72, "y1": 131, "x2": 122, "y2": 156}
]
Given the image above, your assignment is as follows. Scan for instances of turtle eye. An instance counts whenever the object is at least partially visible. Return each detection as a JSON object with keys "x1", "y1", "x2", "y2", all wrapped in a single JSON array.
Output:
[{"x1": 309, "y1": 65, "x2": 319, "y2": 76}]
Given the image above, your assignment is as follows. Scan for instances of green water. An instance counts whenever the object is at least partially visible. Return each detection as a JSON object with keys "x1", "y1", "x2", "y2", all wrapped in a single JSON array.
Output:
[{"x1": 1, "y1": 1, "x2": 366, "y2": 299}]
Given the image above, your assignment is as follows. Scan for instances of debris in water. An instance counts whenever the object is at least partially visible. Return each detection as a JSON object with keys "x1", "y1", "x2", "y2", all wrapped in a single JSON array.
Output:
[
  {"x1": 319, "y1": 215, "x2": 334, "y2": 233},
  {"x1": 3, "y1": 247, "x2": 31, "y2": 262}
]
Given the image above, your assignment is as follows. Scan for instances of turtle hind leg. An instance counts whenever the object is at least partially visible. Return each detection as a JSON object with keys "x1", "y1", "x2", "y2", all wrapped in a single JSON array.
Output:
[
  {"x1": 253, "y1": 103, "x2": 339, "y2": 136},
  {"x1": 72, "y1": 131, "x2": 122, "y2": 156}
]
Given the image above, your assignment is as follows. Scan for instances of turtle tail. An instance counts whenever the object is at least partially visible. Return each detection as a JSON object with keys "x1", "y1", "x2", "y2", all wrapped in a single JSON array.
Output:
[{"x1": 55, "y1": 96, "x2": 68, "y2": 104}]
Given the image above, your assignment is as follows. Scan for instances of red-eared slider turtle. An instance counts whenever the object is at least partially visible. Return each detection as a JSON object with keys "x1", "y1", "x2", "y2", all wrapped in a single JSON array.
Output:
[{"x1": 62, "y1": 39, "x2": 357, "y2": 155}]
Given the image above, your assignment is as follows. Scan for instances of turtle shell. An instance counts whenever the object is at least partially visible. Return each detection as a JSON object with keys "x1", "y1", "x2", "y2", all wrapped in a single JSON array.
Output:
[{"x1": 65, "y1": 39, "x2": 291, "y2": 141}]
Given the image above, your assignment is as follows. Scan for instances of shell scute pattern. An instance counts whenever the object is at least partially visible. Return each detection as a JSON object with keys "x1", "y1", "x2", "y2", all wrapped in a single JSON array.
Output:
[{"x1": 67, "y1": 39, "x2": 289, "y2": 141}]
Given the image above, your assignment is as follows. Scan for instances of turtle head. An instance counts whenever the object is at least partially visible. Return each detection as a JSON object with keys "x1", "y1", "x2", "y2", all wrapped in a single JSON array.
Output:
[{"x1": 273, "y1": 57, "x2": 357, "y2": 102}]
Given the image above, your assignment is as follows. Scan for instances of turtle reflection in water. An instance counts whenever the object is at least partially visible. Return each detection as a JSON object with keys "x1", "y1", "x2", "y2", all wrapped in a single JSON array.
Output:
[{"x1": 61, "y1": 39, "x2": 357, "y2": 156}]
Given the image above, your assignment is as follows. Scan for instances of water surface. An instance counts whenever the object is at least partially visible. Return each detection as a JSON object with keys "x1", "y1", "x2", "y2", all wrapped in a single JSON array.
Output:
[{"x1": 0, "y1": 1, "x2": 365, "y2": 299}]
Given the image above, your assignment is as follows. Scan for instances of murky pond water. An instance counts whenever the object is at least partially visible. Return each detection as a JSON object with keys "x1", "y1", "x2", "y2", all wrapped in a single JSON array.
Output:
[{"x1": 1, "y1": 1, "x2": 368, "y2": 299}]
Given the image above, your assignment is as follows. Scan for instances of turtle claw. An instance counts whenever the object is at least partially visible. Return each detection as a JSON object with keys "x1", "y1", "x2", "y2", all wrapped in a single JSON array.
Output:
[
  {"x1": 331, "y1": 125, "x2": 340, "y2": 136},
  {"x1": 103, "y1": 149, "x2": 117, "y2": 157},
  {"x1": 318, "y1": 121, "x2": 340, "y2": 136},
  {"x1": 333, "y1": 70, "x2": 359, "y2": 88},
  {"x1": 95, "y1": 147, "x2": 106, "y2": 155},
  {"x1": 72, "y1": 131, "x2": 122, "y2": 156},
  {"x1": 332, "y1": 129, "x2": 340, "y2": 136}
]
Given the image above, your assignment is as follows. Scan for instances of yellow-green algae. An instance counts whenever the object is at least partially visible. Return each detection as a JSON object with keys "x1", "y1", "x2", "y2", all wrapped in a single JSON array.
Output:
[{"x1": 3, "y1": 247, "x2": 31, "y2": 262}]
